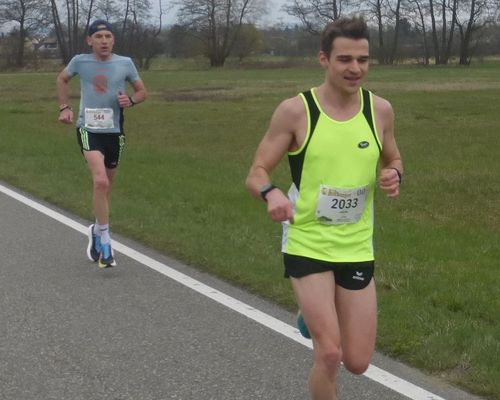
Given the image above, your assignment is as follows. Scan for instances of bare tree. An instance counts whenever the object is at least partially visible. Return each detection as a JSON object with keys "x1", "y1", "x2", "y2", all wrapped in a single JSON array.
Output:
[
  {"x1": 49, "y1": 0, "x2": 96, "y2": 63},
  {"x1": 407, "y1": 0, "x2": 430, "y2": 63},
  {"x1": 372, "y1": 0, "x2": 387, "y2": 63},
  {"x1": 121, "y1": 0, "x2": 130, "y2": 39},
  {"x1": 427, "y1": 0, "x2": 458, "y2": 64},
  {"x1": 176, "y1": 0, "x2": 264, "y2": 66},
  {"x1": 283, "y1": 0, "x2": 351, "y2": 34},
  {"x1": 389, "y1": 0, "x2": 403, "y2": 63},
  {"x1": 428, "y1": 0, "x2": 440, "y2": 62},
  {"x1": 455, "y1": 0, "x2": 493, "y2": 64},
  {"x1": 95, "y1": 0, "x2": 120, "y2": 23},
  {"x1": 444, "y1": 0, "x2": 458, "y2": 61},
  {"x1": 0, "y1": 0, "x2": 49, "y2": 67},
  {"x1": 113, "y1": 0, "x2": 164, "y2": 69},
  {"x1": 115, "y1": 0, "x2": 152, "y2": 54},
  {"x1": 360, "y1": 0, "x2": 406, "y2": 64}
]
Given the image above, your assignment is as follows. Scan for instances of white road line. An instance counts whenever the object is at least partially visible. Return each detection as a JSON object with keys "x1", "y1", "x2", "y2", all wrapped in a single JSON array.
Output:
[{"x1": 0, "y1": 183, "x2": 446, "y2": 400}]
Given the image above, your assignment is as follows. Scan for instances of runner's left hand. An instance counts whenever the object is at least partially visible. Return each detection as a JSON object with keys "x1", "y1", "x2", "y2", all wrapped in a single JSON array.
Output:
[
  {"x1": 379, "y1": 168, "x2": 400, "y2": 198},
  {"x1": 117, "y1": 91, "x2": 133, "y2": 108}
]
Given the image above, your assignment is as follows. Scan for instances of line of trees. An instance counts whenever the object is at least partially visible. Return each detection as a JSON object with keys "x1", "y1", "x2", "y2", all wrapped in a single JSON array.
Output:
[
  {"x1": 285, "y1": 0, "x2": 500, "y2": 64},
  {"x1": 0, "y1": 0, "x2": 165, "y2": 68},
  {"x1": 1, "y1": 0, "x2": 500, "y2": 69}
]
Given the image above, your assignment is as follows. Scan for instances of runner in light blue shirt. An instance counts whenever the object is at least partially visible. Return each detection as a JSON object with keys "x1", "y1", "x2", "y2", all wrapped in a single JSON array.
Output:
[
  {"x1": 66, "y1": 53, "x2": 140, "y2": 134},
  {"x1": 57, "y1": 19, "x2": 147, "y2": 268}
]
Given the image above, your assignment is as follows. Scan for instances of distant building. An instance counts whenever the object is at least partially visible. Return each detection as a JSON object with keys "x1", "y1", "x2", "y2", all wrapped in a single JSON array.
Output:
[
  {"x1": 32, "y1": 37, "x2": 58, "y2": 53},
  {"x1": 0, "y1": 21, "x2": 17, "y2": 35}
]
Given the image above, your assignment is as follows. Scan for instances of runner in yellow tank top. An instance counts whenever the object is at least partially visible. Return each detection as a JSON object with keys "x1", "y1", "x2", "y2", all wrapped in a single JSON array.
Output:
[
  {"x1": 283, "y1": 86, "x2": 382, "y2": 263},
  {"x1": 246, "y1": 17, "x2": 403, "y2": 400}
]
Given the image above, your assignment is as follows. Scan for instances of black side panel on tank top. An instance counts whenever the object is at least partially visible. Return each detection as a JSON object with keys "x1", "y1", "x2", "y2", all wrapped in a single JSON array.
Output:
[
  {"x1": 361, "y1": 89, "x2": 381, "y2": 153},
  {"x1": 288, "y1": 90, "x2": 320, "y2": 190}
]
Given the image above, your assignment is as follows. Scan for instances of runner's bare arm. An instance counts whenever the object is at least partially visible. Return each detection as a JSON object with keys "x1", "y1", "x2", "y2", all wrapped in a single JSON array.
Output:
[
  {"x1": 246, "y1": 96, "x2": 304, "y2": 222},
  {"x1": 374, "y1": 96, "x2": 403, "y2": 198},
  {"x1": 131, "y1": 79, "x2": 147, "y2": 103},
  {"x1": 246, "y1": 97, "x2": 302, "y2": 197},
  {"x1": 118, "y1": 79, "x2": 147, "y2": 108},
  {"x1": 56, "y1": 68, "x2": 73, "y2": 124}
]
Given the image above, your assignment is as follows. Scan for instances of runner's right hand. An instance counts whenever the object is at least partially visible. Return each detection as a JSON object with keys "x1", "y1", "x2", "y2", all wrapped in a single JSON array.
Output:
[
  {"x1": 266, "y1": 189, "x2": 294, "y2": 224},
  {"x1": 58, "y1": 108, "x2": 73, "y2": 124}
]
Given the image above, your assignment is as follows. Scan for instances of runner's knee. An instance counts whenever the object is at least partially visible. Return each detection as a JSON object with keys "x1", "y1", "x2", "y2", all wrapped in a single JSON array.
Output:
[
  {"x1": 93, "y1": 175, "x2": 110, "y2": 192},
  {"x1": 343, "y1": 357, "x2": 370, "y2": 375},
  {"x1": 317, "y1": 345, "x2": 343, "y2": 378}
]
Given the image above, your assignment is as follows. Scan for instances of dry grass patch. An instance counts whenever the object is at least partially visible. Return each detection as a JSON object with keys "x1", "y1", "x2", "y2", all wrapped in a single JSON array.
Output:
[
  {"x1": 161, "y1": 86, "x2": 245, "y2": 102},
  {"x1": 369, "y1": 79, "x2": 500, "y2": 92}
]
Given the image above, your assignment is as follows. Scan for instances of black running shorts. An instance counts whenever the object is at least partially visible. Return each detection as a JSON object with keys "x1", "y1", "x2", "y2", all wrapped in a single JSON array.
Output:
[
  {"x1": 283, "y1": 253, "x2": 374, "y2": 290},
  {"x1": 76, "y1": 128, "x2": 125, "y2": 169}
]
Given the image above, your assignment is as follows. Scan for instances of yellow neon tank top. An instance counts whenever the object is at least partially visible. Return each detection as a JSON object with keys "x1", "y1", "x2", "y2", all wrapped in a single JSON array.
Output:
[{"x1": 281, "y1": 88, "x2": 382, "y2": 262}]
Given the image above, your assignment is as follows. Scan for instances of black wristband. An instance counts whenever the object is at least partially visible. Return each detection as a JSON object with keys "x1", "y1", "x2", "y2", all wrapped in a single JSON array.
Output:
[
  {"x1": 390, "y1": 167, "x2": 402, "y2": 184},
  {"x1": 59, "y1": 105, "x2": 71, "y2": 113},
  {"x1": 260, "y1": 183, "x2": 277, "y2": 201},
  {"x1": 128, "y1": 96, "x2": 136, "y2": 106}
]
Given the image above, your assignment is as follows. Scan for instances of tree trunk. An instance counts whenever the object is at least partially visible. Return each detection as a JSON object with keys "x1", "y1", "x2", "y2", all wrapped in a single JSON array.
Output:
[
  {"x1": 458, "y1": 0, "x2": 478, "y2": 65},
  {"x1": 458, "y1": 38, "x2": 470, "y2": 64},
  {"x1": 15, "y1": 16, "x2": 26, "y2": 67},
  {"x1": 332, "y1": 0, "x2": 339, "y2": 19},
  {"x1": 439, "y1": 0, "x2": 447, "y2": 64},
  {"x1": 71, "y1": 0, "x2": 78, "y2": 56},
  {"x1": 209, "y1": 50, "x2": 226, "y2": 67},
  {"x1": 80, "y1": 0, "x2": 95, "y2": 53},
  {"x1": 428, "y1": 0, "x2": 440, "y2": 64},
  {"x1": 444, "y1": 0, "x2": 457, "y2": 62},
  {"x1": 389, "y1": 0, "x2": 402, "y2": 64},
  {"x1": 375, "y1": 0, "x2": 386, "y2": 64},
  {"x1": 415, "y1": 0, "x2": 429, "y2": 64},
  {"x1": 121, "y1": 0, "x2": 130, "y2": 42},
  {"x1": 50, "y1": 0, "x2": 69, "y2": 64}
]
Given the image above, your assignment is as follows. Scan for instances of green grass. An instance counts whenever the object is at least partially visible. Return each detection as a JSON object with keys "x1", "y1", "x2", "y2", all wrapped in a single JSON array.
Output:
[{"x1": 1, "y1": 61, "x2": 500, "y2": 398}]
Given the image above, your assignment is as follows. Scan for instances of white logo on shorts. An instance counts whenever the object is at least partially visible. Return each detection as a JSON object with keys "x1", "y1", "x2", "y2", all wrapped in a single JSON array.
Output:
[{"x1": 352, "y1": 271, "x2": 365, "y2": 281}]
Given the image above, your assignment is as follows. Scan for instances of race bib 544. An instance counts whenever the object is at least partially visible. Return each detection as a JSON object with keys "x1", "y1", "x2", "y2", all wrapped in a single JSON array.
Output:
[{"x1": 84, "y1": 108, "x2": 114, "y2": 130}]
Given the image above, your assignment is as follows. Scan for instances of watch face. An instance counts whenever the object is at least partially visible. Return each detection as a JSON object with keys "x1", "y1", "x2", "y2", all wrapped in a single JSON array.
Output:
[
  {"x1": 260, "y1": 183, "x2": 273, "y2": 193},
  {"x1": 260, "y1": 184, "x2": 276, "y2": 201}
]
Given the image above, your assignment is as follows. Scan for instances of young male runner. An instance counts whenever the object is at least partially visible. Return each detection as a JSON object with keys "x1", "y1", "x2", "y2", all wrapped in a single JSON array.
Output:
[
  {"x1": 246, "y1": 17, "x2": 403, "y2": 399},
  {"x1": 57, "y1": 20, "x2": 147, "y2": 268}
]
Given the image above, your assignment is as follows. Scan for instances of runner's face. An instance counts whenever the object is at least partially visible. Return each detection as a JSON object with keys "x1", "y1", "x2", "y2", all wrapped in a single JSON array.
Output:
[
  {"x1": 87, "y1": 30, "x2": 114, "y2": 60},
  {"x1": 319, "y1": 37, "x2": 369, "y2": 95}
]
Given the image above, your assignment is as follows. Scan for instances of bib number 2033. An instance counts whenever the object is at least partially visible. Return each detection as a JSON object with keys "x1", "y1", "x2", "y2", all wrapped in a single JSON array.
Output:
[
  {"x1": 330, "y1": 197, "x2": 359, "y2": 210},
  {"x1": 316, "y1": 185, "x2": 368, "y2": 225}
]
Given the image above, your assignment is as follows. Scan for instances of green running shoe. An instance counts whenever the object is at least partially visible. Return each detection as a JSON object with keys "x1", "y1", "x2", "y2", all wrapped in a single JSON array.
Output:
[{"x1": 297, "y1": 311, "x2": 311, "y2": 339}]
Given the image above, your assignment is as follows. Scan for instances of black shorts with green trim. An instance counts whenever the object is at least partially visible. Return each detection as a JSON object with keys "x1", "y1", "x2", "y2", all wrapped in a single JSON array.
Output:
[
  {"x1": 76, "y1": 128, "x2": 125, "y2": 169},
  {"x1": 283, "y1": 253, "x2": 374, "y2": 290}
]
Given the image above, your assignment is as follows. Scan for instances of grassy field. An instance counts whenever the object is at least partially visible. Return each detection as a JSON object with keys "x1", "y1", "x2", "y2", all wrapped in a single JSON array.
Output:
[{"x1": 1, "y1": 61, "x2": 499, "y2": 398}]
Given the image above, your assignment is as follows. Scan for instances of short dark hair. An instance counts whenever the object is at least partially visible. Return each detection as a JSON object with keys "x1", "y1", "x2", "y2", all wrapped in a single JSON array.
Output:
[{"x1": 320, "y1": 17, "x2": 369, "y2": 57}]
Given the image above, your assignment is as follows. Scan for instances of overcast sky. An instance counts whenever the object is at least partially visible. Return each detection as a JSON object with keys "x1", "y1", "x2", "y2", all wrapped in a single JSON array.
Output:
[
  {"x1": 158, "y1": 0, "x2": 294, "y2": 27},
  {"x1": 0, "y1": 0, "x2": 295, "y2": 34}
]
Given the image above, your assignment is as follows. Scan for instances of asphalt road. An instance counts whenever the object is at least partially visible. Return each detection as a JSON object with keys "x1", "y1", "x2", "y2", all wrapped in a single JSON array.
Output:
[{"x1": 0, "y1": 183, "x2": 484, "y2": 400}]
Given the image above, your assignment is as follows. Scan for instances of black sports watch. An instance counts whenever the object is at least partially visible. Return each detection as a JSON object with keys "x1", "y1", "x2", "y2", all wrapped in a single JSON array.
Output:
[
  {"x1": 390, "y1": 167, "x2": 402, "y2": 184},
  {"x1": 260, "y1": 183, "x2": 277, "y2": 201}
]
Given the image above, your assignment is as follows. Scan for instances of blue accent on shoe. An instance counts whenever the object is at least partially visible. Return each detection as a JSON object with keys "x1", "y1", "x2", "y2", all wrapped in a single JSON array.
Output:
[
  {"x1": 87, "y1": 224, "x2": 101, "y2": 262},
  {"x1": 297, "y1": 311, "x2": 311, "y2": 339},
  {"x1": 101, "y1": 243, "x2": 111, "y2": 259},
  {"x1": 98, "y1": 243, "x2": 116, "y2": 268},
  {"x1": 94, "y1": 235, "x2": 101, "y2": 252}
]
